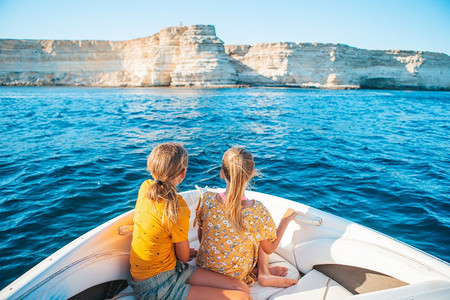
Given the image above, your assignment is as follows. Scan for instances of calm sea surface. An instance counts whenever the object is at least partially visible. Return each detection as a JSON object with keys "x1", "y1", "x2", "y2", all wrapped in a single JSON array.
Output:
[{"x1": 0, "y1": 87, "x2": 449, "y2": 289}]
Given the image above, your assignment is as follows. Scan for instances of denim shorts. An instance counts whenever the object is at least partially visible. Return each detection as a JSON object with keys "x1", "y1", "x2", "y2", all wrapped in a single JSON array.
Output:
[{"x1": 130, "y1": 260, "x2": 197, "y2": 300}]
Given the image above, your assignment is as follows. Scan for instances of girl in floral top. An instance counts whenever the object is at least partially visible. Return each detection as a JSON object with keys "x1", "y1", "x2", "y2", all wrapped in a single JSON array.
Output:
[{"x1": 196, "y1": 146, "x2": 298, "y2": 287}]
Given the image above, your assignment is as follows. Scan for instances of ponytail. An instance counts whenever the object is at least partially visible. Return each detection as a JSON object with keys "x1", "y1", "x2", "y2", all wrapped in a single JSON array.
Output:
[
  {"x1": 146, "y1": 143, "x2": 188, "y2": 227},
  {"x1": 222, "y1": 147, "x2": 255, "y2": 233}
]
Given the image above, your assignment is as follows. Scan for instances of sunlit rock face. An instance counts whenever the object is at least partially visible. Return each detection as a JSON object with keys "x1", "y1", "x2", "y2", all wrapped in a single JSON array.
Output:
[
  {"x1": 0, "y1": 25, "x2": 449, "y2": 90},
  {"x1": 225, "y1": 43, "x2": 450, "y2": 90},
  {"x1": 0, "y1": 26, "x2": 186, "y2": 87},
  {"x1": 170, "y1": 25, "x2": 237, "y2": 86},
  {"x1": 0, "y1": 39, "x2": 127, "y2": 86}
]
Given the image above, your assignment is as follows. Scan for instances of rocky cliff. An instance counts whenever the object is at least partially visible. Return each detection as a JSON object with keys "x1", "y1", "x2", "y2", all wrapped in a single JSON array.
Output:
[
  {"x1": 1, "y1": 25, "x2": 449, "y2": 90},
  {"x1": 226, "y1": 43, "x2": 450, "y2": 90}
]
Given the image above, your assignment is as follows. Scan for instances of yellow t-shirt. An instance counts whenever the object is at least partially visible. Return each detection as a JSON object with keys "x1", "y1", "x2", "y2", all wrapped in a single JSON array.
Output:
[{"x1": 130, "y1": 179, "x2": 190, "y2": 280}]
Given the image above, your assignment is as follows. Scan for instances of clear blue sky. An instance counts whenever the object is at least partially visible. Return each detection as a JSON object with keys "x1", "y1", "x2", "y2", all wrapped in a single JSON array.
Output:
[{"x1": 0, "y1": 0, "x2": 449, "y2": 54}]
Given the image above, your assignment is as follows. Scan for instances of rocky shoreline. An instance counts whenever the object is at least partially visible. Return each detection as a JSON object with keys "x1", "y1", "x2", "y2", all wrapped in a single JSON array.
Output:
[{"x1": 1, "y1": 25, "x2": 449, "y2": 90}]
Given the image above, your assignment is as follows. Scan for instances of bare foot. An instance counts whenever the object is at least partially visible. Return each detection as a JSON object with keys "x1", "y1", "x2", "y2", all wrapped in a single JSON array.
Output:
[
  {"x1": 258, "y1": 274, "x2": 298, "y2": 288},
  {"x1": 269, "y1": 265, "x2": 288, "y2": 277}
]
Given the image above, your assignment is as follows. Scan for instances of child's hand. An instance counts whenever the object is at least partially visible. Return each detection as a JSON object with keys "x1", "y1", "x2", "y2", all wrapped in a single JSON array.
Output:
[
  {"x1": 281, "y1": 208, "x2": 297, "y2": 222},
  {"x1": 189, "y1": 248, "x2": 198, "y2": 259}
]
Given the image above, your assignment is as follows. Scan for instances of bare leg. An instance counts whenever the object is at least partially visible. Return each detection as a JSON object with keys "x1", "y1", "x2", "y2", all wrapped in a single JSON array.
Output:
[
  {"x1": 187, "y1": 267, "x2": 251, "y2": 300},
  {"x1": 187, "y1": 286, "x2": 251, "y2": 300},
  {"x1": 256, "y1": 247, "x2": 298, "y2": 288}
]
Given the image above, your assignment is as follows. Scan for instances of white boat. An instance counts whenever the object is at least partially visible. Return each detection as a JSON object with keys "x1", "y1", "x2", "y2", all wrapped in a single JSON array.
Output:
[{"x1": 1, "y1": 188, "x2": 449, "y2": 300}]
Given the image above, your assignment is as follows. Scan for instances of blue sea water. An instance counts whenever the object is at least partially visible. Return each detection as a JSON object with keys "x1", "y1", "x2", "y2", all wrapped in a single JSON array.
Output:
[{"x1": 0, "y1": 87, "x2": 449, "y2": 289}]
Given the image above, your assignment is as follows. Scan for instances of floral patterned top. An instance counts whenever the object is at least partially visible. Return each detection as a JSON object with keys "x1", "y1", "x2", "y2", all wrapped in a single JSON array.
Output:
[{"x1": 195, "y1": 191, "x2": 277, "y2": 286}]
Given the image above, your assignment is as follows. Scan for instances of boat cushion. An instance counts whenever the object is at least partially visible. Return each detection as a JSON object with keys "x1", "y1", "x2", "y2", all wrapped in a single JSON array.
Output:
[
  {"x1": 293, "y1": 237, "x2": 440, "y2": 285},
  {"x1": 249, "y1": 252, "x2": 301, "y2": 300},
  {"x1": 348, "y1": 279, "x2": 450, "y2": 300},
  {"x1": 268, "y1": 269, "x2": 353, "y2": 300}
]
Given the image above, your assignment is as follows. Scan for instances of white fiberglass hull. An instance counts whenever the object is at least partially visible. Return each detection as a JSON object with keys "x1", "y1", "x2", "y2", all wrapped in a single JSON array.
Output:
[{"x1": 1, "y1": 189, "x2": 449, "y2": 299}]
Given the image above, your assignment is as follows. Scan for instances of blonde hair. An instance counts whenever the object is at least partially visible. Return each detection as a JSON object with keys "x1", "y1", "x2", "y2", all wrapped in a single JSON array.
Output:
[
  {"x1": 146, "y1": 143, "x2": 188, "y2": 226},
  {"x1": 221, "y1": 146, "x2": 255, "y2": 232}
]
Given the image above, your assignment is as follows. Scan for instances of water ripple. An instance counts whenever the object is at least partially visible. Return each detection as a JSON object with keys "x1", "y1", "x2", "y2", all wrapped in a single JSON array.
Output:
[{"x1": 0, "y1": 87, "x2": 449, "y2": 289}]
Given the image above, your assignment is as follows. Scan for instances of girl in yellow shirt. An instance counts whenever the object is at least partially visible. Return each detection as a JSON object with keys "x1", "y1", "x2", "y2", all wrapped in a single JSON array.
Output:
[
  {"x1": 129, "y1": 143, "x2": 251, "y2": 300},
  {"x1": 196, "y1": 146, "x2": 298, "y2": 287}
]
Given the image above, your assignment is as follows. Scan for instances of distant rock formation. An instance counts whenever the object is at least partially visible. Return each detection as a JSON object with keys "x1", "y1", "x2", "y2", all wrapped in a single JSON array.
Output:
[
  {"x1": 226, "y1": 43, "x2": 450, "y2": 90},
  {"x1": 170, "y1": 25, "x2": 237, "y2": 86},
  {"x1": 1, "y1": 25, "x2": 449, "y2": 90}
]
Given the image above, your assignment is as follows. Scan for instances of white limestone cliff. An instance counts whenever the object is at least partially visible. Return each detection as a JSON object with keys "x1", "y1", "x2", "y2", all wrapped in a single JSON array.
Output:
[
  {"x1": 225, "y1": 43, "x2": 450, "y2": 90},
  {"x1": 170, "y1": 25, "x2": 237, "y2": 86},
  {"x1": 0, "y1": 25, "x2": 449, "y2": 90}
]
